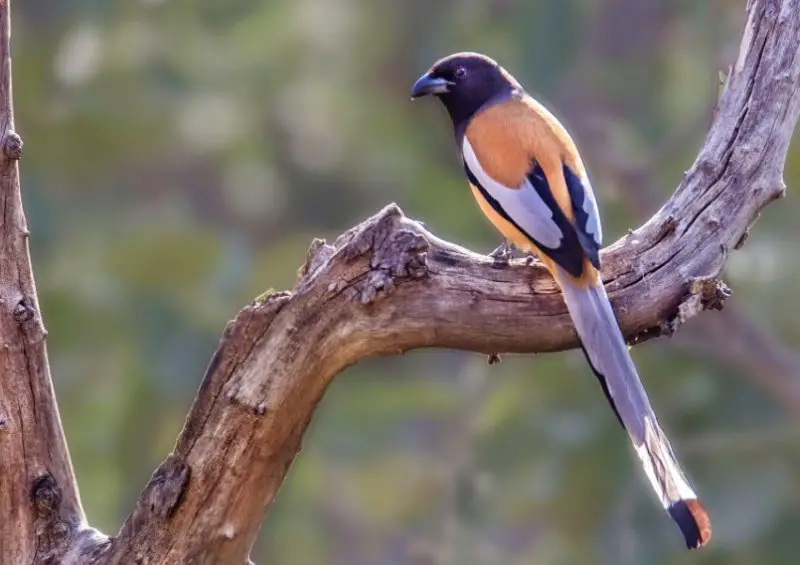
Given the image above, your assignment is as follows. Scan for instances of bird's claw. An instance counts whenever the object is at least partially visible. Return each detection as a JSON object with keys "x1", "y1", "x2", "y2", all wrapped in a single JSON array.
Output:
[{"x1": 489, "y1": 240, "x2": 512, "y2": 266}]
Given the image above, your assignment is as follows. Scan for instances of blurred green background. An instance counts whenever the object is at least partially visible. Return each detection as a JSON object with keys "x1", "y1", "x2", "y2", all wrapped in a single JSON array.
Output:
[{"x1": 14, "y1": 1, "x2": 800, "y2": 564}]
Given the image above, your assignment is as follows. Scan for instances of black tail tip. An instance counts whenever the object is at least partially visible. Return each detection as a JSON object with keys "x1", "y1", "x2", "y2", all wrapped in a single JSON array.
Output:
[{"x1": 668, "y1": 499, "x2": 712, "y2": 549}]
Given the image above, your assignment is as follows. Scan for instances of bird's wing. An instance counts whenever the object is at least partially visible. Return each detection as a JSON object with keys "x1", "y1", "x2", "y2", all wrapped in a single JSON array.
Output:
[
  {"x1": 563, "y1": 164, "x2": 602, "y2": 266},
  {"x1": 462, "y1": 136, "x2": 592, "y2": 278},
  {"x1": 462, "y1": 96, "x2": 603, "y2": 278},
  {"x1": 462, "y1": 137, "x2": 563, "y2": 249}
]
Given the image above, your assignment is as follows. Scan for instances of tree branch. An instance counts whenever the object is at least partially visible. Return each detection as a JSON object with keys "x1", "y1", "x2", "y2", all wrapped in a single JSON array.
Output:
[
  {"x1": 587, "y1": 71, "x2": 800, "y2": 413},
  {"x1": 2, "y1": 0, "x2": 799, "y2": 563},
  {"x1": 95, "y1": 2, "x2": 800, "y2": 561},
  {"x1": 0, "y1": 1, "x2": 99, "y2": 563}
]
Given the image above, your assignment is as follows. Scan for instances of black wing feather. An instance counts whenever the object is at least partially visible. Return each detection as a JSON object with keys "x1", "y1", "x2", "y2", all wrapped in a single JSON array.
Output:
[{"x1": 563, "y1": 164, "x2": 601, "y2": 269}]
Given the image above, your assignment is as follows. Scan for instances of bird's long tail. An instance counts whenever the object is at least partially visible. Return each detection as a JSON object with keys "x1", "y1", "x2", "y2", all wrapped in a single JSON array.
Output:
[{"x1": 556, "y1": 268, "x2": 711, "y2": 549}]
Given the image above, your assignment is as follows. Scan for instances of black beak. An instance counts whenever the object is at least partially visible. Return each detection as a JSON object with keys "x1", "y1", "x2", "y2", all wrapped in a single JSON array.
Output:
[{"x1": 411, "y1": 74, "x2": 453, "y2": 98}]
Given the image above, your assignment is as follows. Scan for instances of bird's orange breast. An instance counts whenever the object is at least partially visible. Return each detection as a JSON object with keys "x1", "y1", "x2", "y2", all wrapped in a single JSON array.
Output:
[{"x1": 464, "y1": 97, "x2": 579, "y2": 222}]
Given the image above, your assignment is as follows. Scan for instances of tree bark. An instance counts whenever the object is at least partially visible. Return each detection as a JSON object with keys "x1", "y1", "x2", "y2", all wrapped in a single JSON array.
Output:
[
  {"x1": 0, "y1": 0, "x2": 97, "y2": 563},
  {"x1": 1, "y1": 0, "x2": 799, "y2": 563}
]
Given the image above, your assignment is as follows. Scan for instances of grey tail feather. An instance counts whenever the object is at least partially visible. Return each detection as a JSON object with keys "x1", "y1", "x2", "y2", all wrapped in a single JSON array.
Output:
[
  {"x1": 555, "y1": 269, "x2": 711, "y2": 548},
  {"x1": 578, "y1": 340, "x2": 624, "y2": 428}
]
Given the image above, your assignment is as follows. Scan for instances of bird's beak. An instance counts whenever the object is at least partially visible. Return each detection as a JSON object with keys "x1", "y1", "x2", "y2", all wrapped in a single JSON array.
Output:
[{"x1": 411, "y1": 74, "x2": 453, "y2": 98}]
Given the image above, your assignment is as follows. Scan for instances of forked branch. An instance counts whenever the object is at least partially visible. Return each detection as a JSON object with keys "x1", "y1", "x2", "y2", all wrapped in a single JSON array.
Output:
[{"x1": 1, "y1": 0, "x2": 798, "y2": 563}]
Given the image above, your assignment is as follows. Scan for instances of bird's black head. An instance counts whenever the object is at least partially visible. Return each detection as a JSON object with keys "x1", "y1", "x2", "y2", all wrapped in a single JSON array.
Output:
[{"x1": 411, "y1": 52, "x2": 519, "y2": 131}]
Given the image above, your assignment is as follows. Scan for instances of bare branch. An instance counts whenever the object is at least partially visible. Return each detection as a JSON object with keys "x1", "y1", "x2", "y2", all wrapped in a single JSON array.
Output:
[
  {"x1": 588, "y1": 54, "x2": 800, "y2": 413},
  {"x1": 86, "y1": 2, "x2": 800, "y2": 561},
  {"x1": 80, "y1": 1, "x2": 800, "y2": 562},
  {"x1": 1, "y1": 0, "x2": 799, "y2": 563},
  {"x1": 0, "y1": 1, "x2": 98, "y2": 563}
]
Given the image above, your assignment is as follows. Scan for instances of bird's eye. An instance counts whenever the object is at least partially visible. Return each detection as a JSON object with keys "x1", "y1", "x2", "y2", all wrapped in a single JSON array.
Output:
[{"x1": 454, "y1": 66, "x2": 467, "y2": 79}]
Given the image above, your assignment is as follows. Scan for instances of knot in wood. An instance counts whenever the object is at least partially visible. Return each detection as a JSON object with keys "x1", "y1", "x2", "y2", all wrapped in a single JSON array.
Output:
[
  {"x1": 358, "y1": 229, "x2": 429, "y2": 304},
  {"x1": 3, "y1": 130, "x2": 22, "y2": 160},
  {"x1": 144, "y1": 457, "x2": 190, "y2": 519},
  {"x1": 339, "y1": 203, "x2": 408, "y2": 263},
  {"x1": 662, "y1": 276, "x2": 732, "y2": 335},
  {"x1": 662, "y1": 214, "x2": 678, "y2": 235},
  {"x1": 690, "y1": 276, "x2": 731, "y2": 311},
  {"x1": 13, "y1": 296, "x2": 36, "y2": 323},
  {"x1": 31, "y1": 474, "x2": 62, "y2": 516},
  {"x1": 369, "y1": 229, "x2": 429, "y2": 277}
]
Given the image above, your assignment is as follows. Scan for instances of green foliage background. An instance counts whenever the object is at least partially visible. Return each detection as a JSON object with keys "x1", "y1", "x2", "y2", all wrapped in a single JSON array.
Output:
[{"x1": 14, "y1": 1, "x2": 800, "y2": 563}]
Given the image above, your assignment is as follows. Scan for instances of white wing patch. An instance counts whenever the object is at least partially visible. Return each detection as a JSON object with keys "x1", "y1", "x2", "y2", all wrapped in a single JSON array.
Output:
[
  {"x1": 580, "y1": 174, "x2": 603, "y2": 245},
  {"x1": 462, "y1": 138, "x2": 563, "y2": 249}
]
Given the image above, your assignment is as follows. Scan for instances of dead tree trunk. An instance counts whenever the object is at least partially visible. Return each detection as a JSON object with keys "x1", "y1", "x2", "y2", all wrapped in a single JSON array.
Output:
[{"x1": 1, "y1": 0, "x2": 799, "y2": 563}]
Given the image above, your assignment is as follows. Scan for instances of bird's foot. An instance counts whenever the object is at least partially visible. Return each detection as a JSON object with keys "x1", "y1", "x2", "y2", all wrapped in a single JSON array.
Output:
[{"x1": 489, "y1": 240, "x2": 512, "y2": 266}]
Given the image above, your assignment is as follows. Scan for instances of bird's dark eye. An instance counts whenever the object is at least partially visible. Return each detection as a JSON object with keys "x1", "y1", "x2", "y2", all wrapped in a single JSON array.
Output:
[{"x1": 454, "y1": 66, "x2": 467, "y2": 79}]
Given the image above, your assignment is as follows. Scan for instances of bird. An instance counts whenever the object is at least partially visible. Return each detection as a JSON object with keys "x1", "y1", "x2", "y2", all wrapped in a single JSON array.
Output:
[{"x1": 411, "y1": 52, "x2": 711, "y2": 549}]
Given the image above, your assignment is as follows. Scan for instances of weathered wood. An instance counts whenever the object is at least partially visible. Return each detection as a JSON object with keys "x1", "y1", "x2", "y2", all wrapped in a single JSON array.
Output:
[
  {"x1": 0, "y1": 0, "x2": 798, "y2": 563},
  {"x1": 96, "y1": 2, "x2": 800, "y2": 562},
  {"x1": 0, "y1": 0, "x2": 99, "y2": 563}
]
